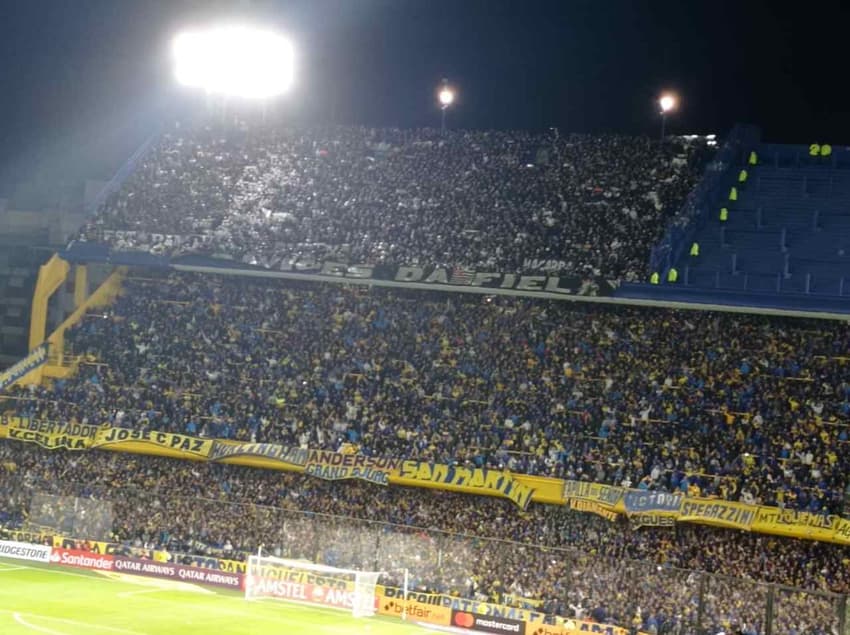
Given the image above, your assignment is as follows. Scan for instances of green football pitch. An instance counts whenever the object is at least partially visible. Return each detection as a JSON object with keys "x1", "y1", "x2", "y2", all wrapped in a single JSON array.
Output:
[{"x1": 0, "y1": 559, "x2": 439, "y2": 635}]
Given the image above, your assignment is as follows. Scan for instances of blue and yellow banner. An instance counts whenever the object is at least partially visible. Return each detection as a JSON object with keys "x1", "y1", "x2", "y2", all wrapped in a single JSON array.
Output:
[
  {"x1": 623, "y1": 491, "x2": 683, "y2": 515},
  {"x1": 4, "y1": 415, "x2": 850, "y2": 543},
  {"x1": 0, "y1": 417, "x2": 535, "y2": 507},
  {"x1": 560, "y1": 478, "x2": 850, "y2": 545},
  {"x1": 0, "y1": 344, "x2": 49, "y2": 392},
  {"x1": 397, "y1": 462, "x2": 534, "y2": 510},
  {"x1": 562, "y1": 481, "x2": 624, "y2": 508}
]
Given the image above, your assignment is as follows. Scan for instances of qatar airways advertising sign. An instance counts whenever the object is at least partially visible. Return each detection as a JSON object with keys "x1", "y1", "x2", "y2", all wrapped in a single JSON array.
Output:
[
  {"x1": 246, "y1": 576, "x2": 360, "y2": 610},
  {"x1": 113, "y1": 557, "x2": 242, "y2": 591}
]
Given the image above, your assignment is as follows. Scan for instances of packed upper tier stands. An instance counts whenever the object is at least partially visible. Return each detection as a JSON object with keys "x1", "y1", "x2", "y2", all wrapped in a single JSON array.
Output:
[
  {"x1": 6, "y1": 272, "x2": 850, "y2": 514},
  {"x1": 77, "y1": 124, "x2": 710, "y2": 281},
  {"x1": 0, "y1": 444, "x2": 845, "y2": 635}
]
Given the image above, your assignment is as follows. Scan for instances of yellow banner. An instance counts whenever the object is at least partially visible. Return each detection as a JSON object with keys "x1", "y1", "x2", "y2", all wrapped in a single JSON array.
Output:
[
  {"x1": 93, "y1": 427, "x2": 214, "y2": 459},
  {"x1": 569, "y1": 499, "x2": 617, "y2": 522},
  {"x1": 52, "y1": 535, "x2": 122, "y2": 555},
  {"x1": 396, "y1": 462, "x2": 534, "y2": 509},
  {"x1": 677, "y1": 498, "x2": 756, "y2": 530},
  {"x1": 0, "y1": 417, "x2": 536, "y2": 508},
  {"x1": 834, "y1": 518, "x2": 850, "y2": 545},
  {"x1": 4, "y1": 416, "x2": 850, "y2": 545},
  {"x1": 0, "y1": 528, "x2": 54, "y2": 544},
  {"x1": 753, "y1": 507, "x2": 842, "y2": 542},
  {"x1": 562, "y1": 481, "x2": 624, "y2": 509}
]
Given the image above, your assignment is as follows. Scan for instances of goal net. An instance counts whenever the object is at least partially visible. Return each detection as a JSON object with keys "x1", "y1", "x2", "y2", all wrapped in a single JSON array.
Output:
[{"x1": 245, "y1": 554, "x2": 386, "y2": 618}]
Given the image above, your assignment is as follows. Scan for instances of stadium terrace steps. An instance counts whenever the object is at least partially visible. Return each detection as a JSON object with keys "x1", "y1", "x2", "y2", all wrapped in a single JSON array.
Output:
[{"x1": 674, "y1": 143, "x2": 850, "y2": 299}]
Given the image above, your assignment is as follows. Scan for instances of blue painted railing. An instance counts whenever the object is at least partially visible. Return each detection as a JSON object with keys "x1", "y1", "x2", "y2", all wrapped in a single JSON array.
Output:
[{"x1": 649, "y1": 124, "x2": 761, "y2": 275}]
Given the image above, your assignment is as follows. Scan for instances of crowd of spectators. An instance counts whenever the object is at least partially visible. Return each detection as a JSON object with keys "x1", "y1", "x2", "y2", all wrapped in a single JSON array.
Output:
[
  {"x1": 8, "y1": 272, "x2": 850, "y2": 515},
  {"x1": 8, "y1": 117, "x2": 843, "y2": 635},
  {"x1": 77, "y1": 123, "x2": 709, "y2": 281},
  {"x1": 0, "y1": 442, "x2": 845, "y2": 635}
]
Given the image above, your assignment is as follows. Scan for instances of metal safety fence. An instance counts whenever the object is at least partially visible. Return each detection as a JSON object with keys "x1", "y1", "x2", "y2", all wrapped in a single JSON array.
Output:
[{"x1": 0, "y1": 481, "x2": 846, "y2": 635}]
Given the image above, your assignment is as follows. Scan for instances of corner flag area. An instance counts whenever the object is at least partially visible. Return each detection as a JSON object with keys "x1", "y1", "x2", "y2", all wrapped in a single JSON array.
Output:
[{"x1": 0, "y1": 560, "x2": 434, "y2": 635}]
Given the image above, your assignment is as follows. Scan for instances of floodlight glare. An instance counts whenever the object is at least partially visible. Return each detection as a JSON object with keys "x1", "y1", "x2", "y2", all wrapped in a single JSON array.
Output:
[
  {"x1": 439, "y1": 88, "x2": 455, "y2": 107},
  {"x1": 659, "y1": 93, "x2": 677, "y2": 113},
  {"x1": 172, "y1": 25, "x2": 295, "y2": 99}
]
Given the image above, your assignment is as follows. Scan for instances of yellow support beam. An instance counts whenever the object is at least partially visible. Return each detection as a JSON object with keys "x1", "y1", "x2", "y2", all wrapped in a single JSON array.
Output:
[
  {"x1": 73, "y1": 264, "x2": 89, "y2": 308},
  {"x1": 28, "y1": 254, "x2": 70, "y2": 352},
  {"x1": 45, "y1": 267, "x2": 126, "y2": 368}
]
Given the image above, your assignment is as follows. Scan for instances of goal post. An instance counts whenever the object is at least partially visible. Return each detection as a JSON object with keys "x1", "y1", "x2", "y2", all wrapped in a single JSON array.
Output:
[{"x1": 245, "y1": 554, "x2": 406, "y2": 619}]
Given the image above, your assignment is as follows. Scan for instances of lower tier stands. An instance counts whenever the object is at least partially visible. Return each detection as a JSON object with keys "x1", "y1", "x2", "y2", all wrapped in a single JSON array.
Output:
[
  {"x1": 6, "y1": 272, "x2": 850, "y2": 514},
  {"x1": 0, "y1": 443, "x2": 845, "y2": 635}
]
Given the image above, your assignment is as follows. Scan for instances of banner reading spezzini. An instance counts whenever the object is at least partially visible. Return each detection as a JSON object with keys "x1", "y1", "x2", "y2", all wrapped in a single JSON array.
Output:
[{"x1": 678, "y1": 499, "x2": 755, "y2": 530}]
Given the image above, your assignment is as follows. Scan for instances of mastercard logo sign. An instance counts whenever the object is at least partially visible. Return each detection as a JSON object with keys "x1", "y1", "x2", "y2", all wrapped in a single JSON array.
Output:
[{"x1": 453, "y1": 612, "x2": 475, "y2": 628}]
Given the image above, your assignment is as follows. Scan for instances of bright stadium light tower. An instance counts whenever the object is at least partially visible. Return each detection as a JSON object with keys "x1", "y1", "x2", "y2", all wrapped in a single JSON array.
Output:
[
  {"x1": 172, "y1": 25, "x2": 295, "y2": 100},
  {"x1": 658, "y1": 92, "x2": 678, "y2": 142},
  {"x1": 438, "y1": 79, "x2": 455, "y2": 134}
]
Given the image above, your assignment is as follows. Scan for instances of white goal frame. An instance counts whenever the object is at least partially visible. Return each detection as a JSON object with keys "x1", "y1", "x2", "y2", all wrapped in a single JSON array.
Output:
[{"x1": 245, "y1": 552, "x2": 407, "y2": 619}]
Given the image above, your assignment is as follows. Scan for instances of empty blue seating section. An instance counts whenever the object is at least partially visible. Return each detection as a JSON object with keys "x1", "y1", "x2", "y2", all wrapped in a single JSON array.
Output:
[{"x1": 676, "y1": 144, "x2": 850, "y2": 299}]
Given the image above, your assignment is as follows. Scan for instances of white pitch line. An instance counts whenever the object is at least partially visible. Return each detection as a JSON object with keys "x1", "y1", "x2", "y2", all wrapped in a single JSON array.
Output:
[
  {"x1": 0, "y1": 564, "x2": 306, "y2": 629},
  {"x1": 1, "y1": 563, "x2": 112, "y2": 584},
  {"x1": 0, "y1": 566, "x2": 25, "y2": 572},
  {"x1": 13, "y1": 613, "x2": 68, "y2": 635},
  {"x1": 3, "y1": 563, "x2": 433, "y2": 635},
  {"x1": 0, "y1": 610, "x2": 148, "y2": 635},
  {"x1": 116, "y1": 589, "x2": 164, "y2": 599}
]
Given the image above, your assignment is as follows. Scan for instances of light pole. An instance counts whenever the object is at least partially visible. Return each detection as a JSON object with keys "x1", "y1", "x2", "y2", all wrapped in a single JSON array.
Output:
[
  {"x1": 438, "y1": 79, "x2": 455, "y2": 134},
  {"x1": 658, "y1": 93, "x2": 677, "y2": 142}
]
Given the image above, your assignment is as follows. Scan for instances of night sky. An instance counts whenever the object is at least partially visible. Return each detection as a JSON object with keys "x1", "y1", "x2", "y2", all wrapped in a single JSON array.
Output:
[{"x1": 1, "y1": 0, "x2": 848, "y2": 191}]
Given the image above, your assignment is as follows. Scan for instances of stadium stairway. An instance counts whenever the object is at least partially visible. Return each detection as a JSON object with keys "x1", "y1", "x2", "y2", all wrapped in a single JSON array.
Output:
[{"x1": 673, "y1": 144, "x2": 850, "y2": 300}]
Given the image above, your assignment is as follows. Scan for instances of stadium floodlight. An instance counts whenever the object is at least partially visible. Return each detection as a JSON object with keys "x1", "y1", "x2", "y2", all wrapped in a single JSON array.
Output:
[
  {"x1": 659, "y1": 93, "x2": 677, "y2": 113},
  {"x1": 437, "y1": 79, "x2": 456, "y2": 134},
  {"x1": 172, "y1": 25, "x2": 295, "y2": 99},
  {"x1": 658, "y1": 92, "x2": 678, "y2": 141},
  {"x1": 439, "y1": 87, "x2": 455, "y2": 107}
]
